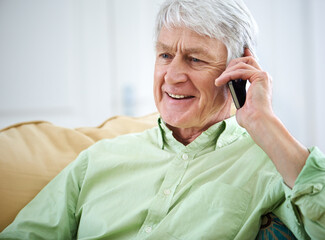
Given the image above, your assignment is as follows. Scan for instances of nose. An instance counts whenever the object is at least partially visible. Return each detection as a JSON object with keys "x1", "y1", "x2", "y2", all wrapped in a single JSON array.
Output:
[{"x1": 164, "y1": 56, "x2": 188, "y2": 84}]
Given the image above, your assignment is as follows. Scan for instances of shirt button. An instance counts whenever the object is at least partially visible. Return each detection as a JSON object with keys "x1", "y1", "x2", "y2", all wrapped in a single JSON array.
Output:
[
  {"x1": 182, "y1": 153, "x2": 188, "y2": 160},
  {"x1": 164, "y1": 189, "x2": 171, "y2": 196},
  {"x1": 145, "y1": 226, "x2": 152, "y2": 233}
]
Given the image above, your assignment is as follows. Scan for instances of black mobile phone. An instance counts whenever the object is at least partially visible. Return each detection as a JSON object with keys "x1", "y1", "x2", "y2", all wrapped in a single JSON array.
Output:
[{"x1": 228, "y1": 79, "x2": 247, "y2": 109}]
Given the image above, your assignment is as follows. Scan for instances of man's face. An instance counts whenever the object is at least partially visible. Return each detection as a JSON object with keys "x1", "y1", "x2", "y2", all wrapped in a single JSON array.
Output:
[{"x1": 154, "y1": 26, "x2": 230, "y2": 130}]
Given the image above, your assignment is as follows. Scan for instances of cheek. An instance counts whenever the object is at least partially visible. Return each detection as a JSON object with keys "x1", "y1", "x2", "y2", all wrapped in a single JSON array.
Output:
[
  {"x1": 153, "y1": 66, "x2": 165, "y2": 102},
  {"x1": 201, "y1": 85, "x2": 228, "y2": 109},
  {"x1": 154, "y1": 64, "x2": 164, "y2": 85},
  {"x1": 213, "y1": 86, "x2": 228, "y2": 102},
  {"x1": 199, "y1": 80, "x2": 219, "y2": 101}
]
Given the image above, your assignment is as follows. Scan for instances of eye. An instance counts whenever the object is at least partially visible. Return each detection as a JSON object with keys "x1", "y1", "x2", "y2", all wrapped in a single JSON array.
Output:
[
  {"x1": 160, "y1": 53, "x2": 171, "y2": 59},
  {"x1": 190, "y1": 57, "x2": 202, "y2": 63}
]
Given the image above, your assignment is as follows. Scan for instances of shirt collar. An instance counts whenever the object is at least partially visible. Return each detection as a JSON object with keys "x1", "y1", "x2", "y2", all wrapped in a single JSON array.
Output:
[{"x1": 157, "y1": 116, "x2": 246, "y2": 151}]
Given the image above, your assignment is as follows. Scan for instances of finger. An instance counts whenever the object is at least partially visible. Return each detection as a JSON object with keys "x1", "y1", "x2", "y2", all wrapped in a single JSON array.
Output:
[
  {"x1": 215, "y1": 70, "x2": 252, "y2": 87},
  {"x1": 215, "y1": 68, "x2": 268, "y2": 87},
  {"x1": 227, "y1": 51, "x2": 261, "y2": 70},
  {"x1": 215, "y1": 63, "x2": 257, "y2": 86},
  {"x1": 227, "y1": 56, "x2": 261, "y2": 70},
  {"x1": 243, "y1": 48, "x2": 253, "y2": 57},
  {"x1": 224, "y1": 61, "x2": 256, "y2": 73}
]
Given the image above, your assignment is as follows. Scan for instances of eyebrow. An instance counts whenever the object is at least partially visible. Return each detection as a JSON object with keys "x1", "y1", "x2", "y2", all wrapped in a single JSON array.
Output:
[{"x1": 155, "y1": 42, "x2": 215, "y2": 60}]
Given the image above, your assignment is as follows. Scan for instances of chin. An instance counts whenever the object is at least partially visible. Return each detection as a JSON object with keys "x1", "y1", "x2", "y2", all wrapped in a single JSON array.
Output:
[
  {"x1": 156, "y1": 111, "x2": 181, "y2": 128},
  {"x1": 161, "y1": 111, "x2": 201, "y2": 130}
]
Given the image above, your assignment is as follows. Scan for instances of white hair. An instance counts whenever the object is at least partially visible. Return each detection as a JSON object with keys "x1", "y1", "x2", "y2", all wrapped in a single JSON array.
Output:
[{"x1": 155, "y1": 0, "x2": 259, "y2": 64}]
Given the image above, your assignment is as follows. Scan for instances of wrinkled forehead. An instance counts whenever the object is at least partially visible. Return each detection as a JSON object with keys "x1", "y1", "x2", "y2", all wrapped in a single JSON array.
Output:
[
  {"x1": 156, "y1": 26, "x2": 227, "y2": 55},
  {"x1": 155, "y1": 26, "x2": 228, "y2": 65}
]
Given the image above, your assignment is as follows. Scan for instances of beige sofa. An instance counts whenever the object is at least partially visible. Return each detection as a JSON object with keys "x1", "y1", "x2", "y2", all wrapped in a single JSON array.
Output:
[
  {"x1": 0, "y1": 113, "x2": 296, "y2": 239},
  {"x1": 0, "y1": 113, "x2": 158, "y2": 231}
]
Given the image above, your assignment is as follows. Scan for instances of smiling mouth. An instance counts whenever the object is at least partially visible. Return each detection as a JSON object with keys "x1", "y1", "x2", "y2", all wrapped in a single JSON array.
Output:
[{"x1": 167, "y1": 92, "x2": 195, "y2": 100}]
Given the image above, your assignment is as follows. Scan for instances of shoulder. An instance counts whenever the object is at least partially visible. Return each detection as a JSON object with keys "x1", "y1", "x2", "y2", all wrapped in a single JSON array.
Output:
[{"x1": 86, "y1": 126, "x2": 161, "y2": 154}]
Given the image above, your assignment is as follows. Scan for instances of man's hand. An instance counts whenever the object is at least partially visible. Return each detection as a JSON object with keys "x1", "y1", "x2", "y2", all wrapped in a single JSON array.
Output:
[
  {"x1": 215, "y1": 49, "x2": 309, "y2": 188},
  {"x1": 215, "y1": 48, "x2": 272, "y2": 129}
]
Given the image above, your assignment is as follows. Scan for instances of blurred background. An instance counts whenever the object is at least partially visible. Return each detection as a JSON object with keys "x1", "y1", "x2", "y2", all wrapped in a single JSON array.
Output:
[{"x1": 0, "y1": 0, "x2": 324, "y2": 151}]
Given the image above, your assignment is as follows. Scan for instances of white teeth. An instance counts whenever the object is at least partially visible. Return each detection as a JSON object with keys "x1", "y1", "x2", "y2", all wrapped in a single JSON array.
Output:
[{"x1": 168, "y1": 93, "x2": 187, "y2": 99}]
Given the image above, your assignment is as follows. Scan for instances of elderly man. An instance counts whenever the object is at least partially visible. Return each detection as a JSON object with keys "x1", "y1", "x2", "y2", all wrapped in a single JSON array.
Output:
[{"x1": 1, "y1": 0, "x2": 325, "y2": 239}]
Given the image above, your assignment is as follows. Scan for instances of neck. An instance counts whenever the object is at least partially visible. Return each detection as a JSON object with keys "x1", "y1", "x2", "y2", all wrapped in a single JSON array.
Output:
[
  {"x1": 167, "y1": 125, "x2": 206, "y2": 145},
  {"x1": 167, "y1": 102, "x2": 232, "y2": 145}
]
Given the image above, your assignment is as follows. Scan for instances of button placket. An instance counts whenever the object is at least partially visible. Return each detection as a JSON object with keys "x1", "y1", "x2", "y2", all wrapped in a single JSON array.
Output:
[
  {"x1": 136, "y1": 152, "x2": 191, "y2": 239},
  {"x1": 180, "y1": 152, "x2": 191, "y2": 170}
]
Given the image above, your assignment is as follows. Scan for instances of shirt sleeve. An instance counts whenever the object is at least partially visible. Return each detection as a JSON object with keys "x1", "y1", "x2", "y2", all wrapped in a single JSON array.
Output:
[
  {"x1": 0, "y1": 150, "x2": 89, "y2": 240},
  {"x1": 275, "y1": 147, "x2": 325, "y2": 240}
]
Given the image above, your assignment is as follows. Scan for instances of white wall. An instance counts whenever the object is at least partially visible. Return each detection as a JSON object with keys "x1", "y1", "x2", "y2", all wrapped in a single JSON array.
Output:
[
  {"x1": 0, "y1": 0, "x2": 161, "y2": 129},
  {"x1": 245, "y1": 0, "x2": 325, "y2": 151},
  {"x1": 0, "y1": 0, "x2": 324, "y2": 151}
]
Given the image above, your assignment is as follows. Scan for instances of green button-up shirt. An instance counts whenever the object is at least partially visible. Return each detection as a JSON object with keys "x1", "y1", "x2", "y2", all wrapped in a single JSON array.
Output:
[{"x1": 1, "y1": 116, "x2": 325, "y2": 239}]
